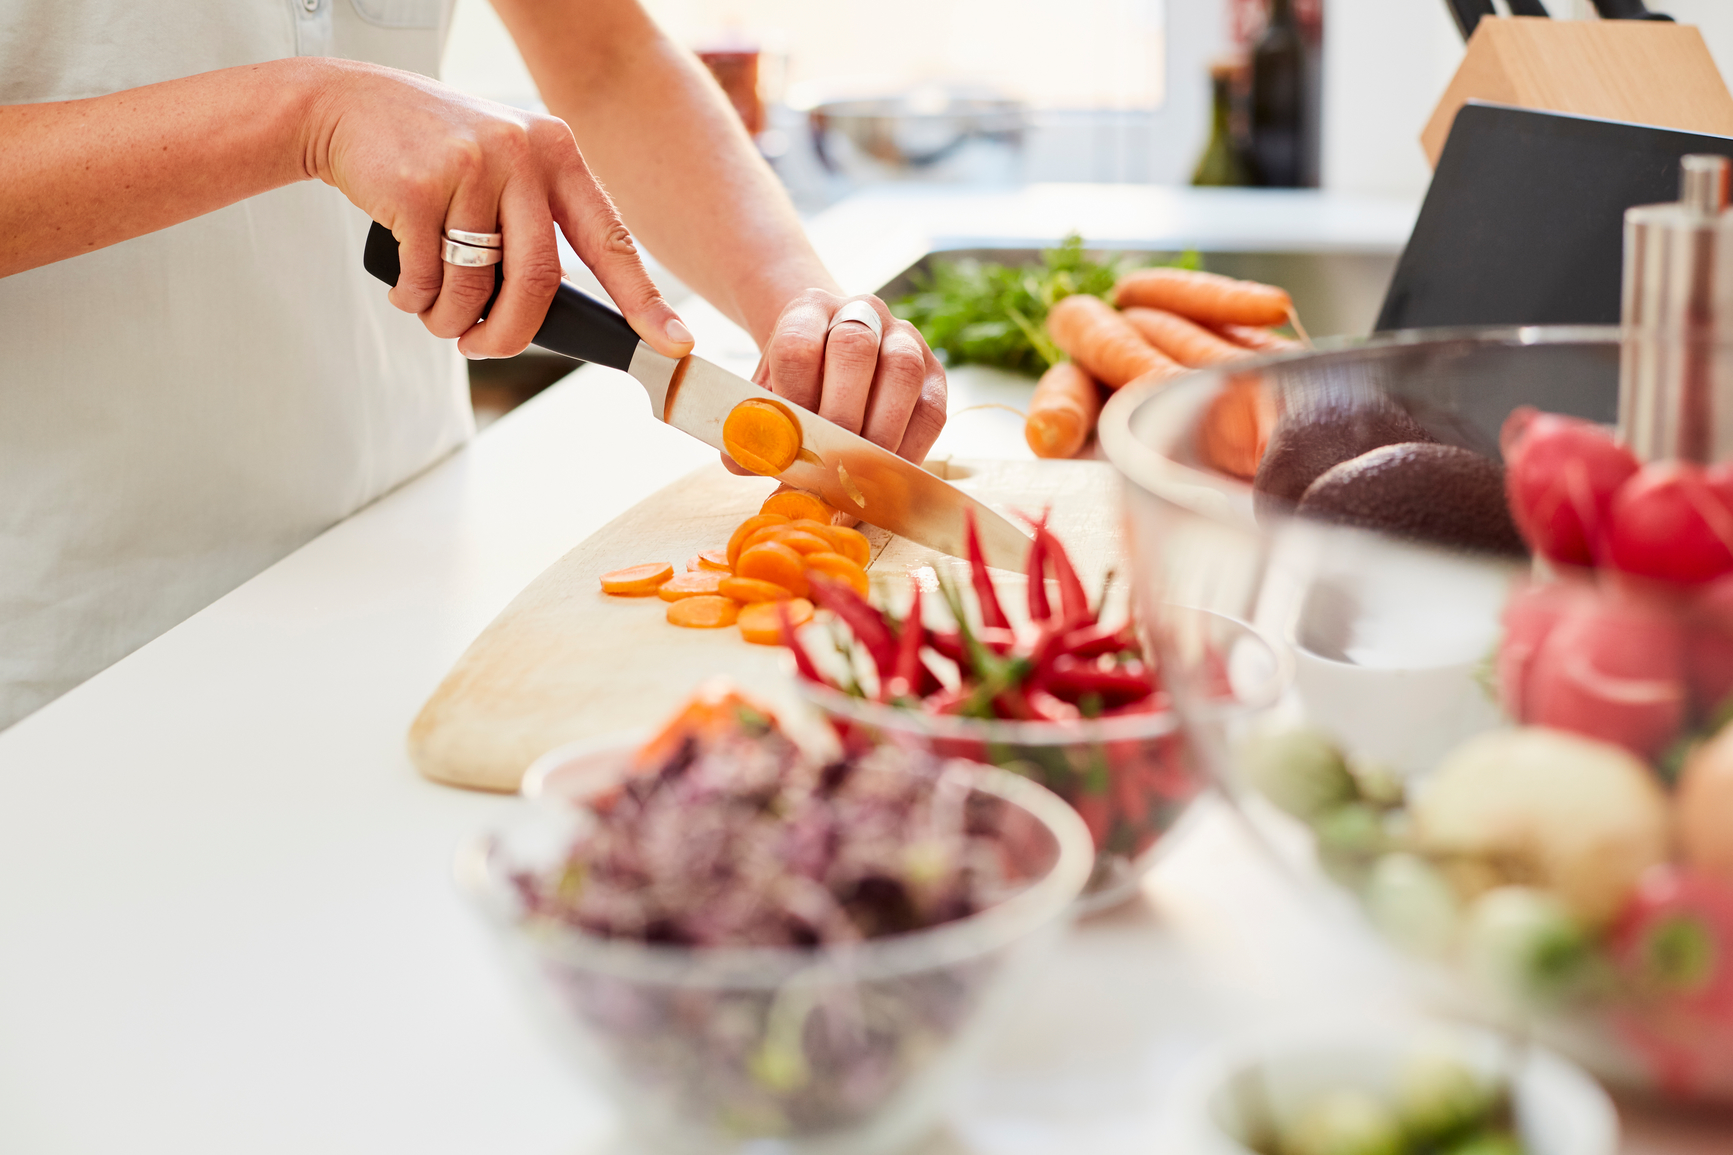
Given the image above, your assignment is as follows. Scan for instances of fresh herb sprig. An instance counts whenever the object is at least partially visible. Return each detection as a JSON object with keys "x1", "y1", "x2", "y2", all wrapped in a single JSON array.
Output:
[{"x1": 891, "y1": 235, "x2": 1199, "y2": 377}]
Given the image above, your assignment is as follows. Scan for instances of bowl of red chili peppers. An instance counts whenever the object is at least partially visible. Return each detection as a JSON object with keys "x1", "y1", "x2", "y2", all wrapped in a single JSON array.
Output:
[{"x1": 780, "y1": 512, "x2": 1285, "y2": 908}]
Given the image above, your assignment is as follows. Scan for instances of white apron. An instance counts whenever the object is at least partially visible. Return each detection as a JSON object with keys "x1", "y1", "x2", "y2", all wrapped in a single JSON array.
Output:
[{"x1": 0, "y1": 0, "x2": 473, "y2": 729}]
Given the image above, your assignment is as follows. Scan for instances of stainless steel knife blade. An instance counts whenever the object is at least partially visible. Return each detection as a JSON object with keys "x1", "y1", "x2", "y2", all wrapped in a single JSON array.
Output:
[{"x1": 627, "y1": 345, "x2": 1032, "y2": 569}]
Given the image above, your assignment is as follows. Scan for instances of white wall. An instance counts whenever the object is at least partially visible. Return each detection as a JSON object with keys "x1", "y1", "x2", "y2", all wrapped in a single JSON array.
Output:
[{"x1": 1319, "y1": 0, "x2": 1464, "y2": 198}]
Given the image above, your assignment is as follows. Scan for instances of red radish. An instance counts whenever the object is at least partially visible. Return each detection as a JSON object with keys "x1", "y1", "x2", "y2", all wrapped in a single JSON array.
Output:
[
  {"x1": 1525, "y1": 590, "x2": 1688, "y2": 760},
  {"x1": 1497, "y1": 579, "x2": 1597, "y2": 722},
  {"x1": 1605, "y1": 462, "x2": 1733, "y2": 585},
  {"x1": 1501, "y1": 407, "x2": 1638, "y2": 566},
  {"x1": 1613, "y1": 866, "x2": 1733, "y2": 1017}
]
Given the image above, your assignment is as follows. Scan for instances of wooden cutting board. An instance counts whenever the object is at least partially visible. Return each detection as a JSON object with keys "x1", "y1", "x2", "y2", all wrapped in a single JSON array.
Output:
[{"x1": 408, "y1": 458, "x2": 1122, "y2": 792}]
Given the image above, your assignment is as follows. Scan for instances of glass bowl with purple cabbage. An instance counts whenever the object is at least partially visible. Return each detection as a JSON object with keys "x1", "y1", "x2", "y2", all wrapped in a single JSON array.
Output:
[{"x1": 461, "y1": 683, "x2": 1093, "y2": 1154}]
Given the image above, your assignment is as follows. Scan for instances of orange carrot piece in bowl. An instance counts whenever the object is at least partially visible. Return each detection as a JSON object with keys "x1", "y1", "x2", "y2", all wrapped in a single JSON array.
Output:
[
  {"x1": 696, "y1": 549, "x2": 731, "y2": 572},
  {"x1": 657, "y1": 571, "x2": 727, "y2": 601},
  {"x1": 723, "y1": 398, "x2": 802, "y2": 475},
  {"x1": 718, "y1": 576, "x2": 794, "y2": 603},
  {"x1": 1113, "y1": 267, "x2": 1292, "y2": 327},
  {"x1": 599, "y1": 563, "x2": 674, "y2": 596},
  {"x1": 739, "y1": 597, "x2": 813, "y2": 645},
  {"x1": 667, "y1": 595, "x2": 740, "y2": 628},
  {"x1": 1024, "y1": 362, "x2": 1103, "y2": 460},
  {"x1": 736, "y1": 542, "x2": 809, "y2": 597},
  {"x1": 727, "y1": 513, "x2": 790, "y2": 569},
  {"x1": 803, "y1": 551, "x2": 870, "y2": 596},
  {"x1": 1045, "y1": 293, "x2": 1174, "y2": 389},
  {"x1": 761, "y1": 488, "x2": 836, "y2": 525},
  {"x1": 1121, "y1": 307, "x2": 1249, "y2": 368}
]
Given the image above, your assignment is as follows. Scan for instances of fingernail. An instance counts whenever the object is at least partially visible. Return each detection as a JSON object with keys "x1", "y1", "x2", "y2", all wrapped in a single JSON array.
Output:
[{"x1": 664, "y1": 317, "x2": 693, "y2": 346}]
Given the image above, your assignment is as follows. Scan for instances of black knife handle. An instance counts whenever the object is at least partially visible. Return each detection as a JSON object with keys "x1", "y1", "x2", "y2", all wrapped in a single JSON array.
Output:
[{"x1": 361, "y1": 220, "x2": 641, "y2": 372}]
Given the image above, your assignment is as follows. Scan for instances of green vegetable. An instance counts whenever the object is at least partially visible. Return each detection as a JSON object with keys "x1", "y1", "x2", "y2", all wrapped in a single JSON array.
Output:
[
  {"x1": 1282, "y1": 1089, "x2": 1403, "y2": 1155},
  {"x1": 891, "y1": 235, "x2": 1198, "y2": 377},
  {"x1": 1238, "y1": 725, "x2": 1356, "y2": 821},
  {"x1": 1365, "y1": 853, "x2": 1459, "y2": 957},
  {"x1": 1396, "y1": 1050, "x2": 1497, "y2": 1144},
  {"x1": 1439, "y1": 1131, "x2": 1526, "y2": 1155},
  {"x1": 1462, "y1": 886, "x2": 1599, "y2": 1007}
]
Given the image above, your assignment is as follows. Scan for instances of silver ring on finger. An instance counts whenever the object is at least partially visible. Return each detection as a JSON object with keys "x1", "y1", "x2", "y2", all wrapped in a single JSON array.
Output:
[
  {"x1": 441, "y1": 238, "x2": 503, "y2": 267},
  {"x1": 445, "y1": 227, "x2": 502, "y2": 249},
  {"x1": 826, "y1": 299, "x2": 883, "y2": 342}
]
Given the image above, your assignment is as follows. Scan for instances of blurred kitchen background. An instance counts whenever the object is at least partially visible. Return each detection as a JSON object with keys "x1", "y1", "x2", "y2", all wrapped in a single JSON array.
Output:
[{"x1": 445, "y1": 0, "x2": 1733, "y2": 421}]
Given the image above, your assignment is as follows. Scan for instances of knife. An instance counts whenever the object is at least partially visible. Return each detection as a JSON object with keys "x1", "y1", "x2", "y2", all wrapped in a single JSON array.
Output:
[{"x1": 362, "y1": 222, "x2": 1032, "y2": 569}]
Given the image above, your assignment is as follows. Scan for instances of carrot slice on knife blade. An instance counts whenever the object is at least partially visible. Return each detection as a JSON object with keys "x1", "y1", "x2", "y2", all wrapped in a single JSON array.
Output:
[
  {"x1": 723, "y1": 399, "x2": 802, "y2": 476},
  {"x1": 600, "y1": 563, "x2": 674, "y2": 596}
]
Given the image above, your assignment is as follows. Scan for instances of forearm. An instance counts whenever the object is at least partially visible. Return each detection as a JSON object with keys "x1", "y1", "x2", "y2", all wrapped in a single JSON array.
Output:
[
  {"x1": 0, "y1": 60, "x2": 326, "y2": 278},
  {"x1": 492, "y1": 0, "x2": 837, "y2": 346}
]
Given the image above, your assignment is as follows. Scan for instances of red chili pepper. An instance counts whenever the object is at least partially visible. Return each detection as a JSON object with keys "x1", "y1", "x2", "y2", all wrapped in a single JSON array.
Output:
[
  {"x1": 883, "y1": 582, "x2": 927, "y2": 702},
  {"x1": 779, "y1": 602, "x2": 830, "y2": 687},
  {"x1": 928, "y1": 629, "x2": 966, "y2": 665},
  {"x1": 1026, "y1": 529, "x2": 1050, "y2": 624},
  {"x1": 1027, "y1": 688, "x2": 1082, "y2": 722},
  {"x1": 1044, "y1": 655, "x2": 1156, "y2": 707},
  {"x1": 807, "y1": 574, "x2": 898, "y2": 677},
  {"x1": 923, "y1": 685, "x2": 972, "y2": 715},
  {"x1": 965, "y1": 508, "x2": 1011, "y2": 630},
  {"x1": 1058, "y1": 621, "x2": 1132, "y2": 660},
  {"x1": 1035, "y1": 523, "x2": 1092, "y2": 628},
  {"x1": 977, "y1": 626, "x2": 1017, "y2": 656}
]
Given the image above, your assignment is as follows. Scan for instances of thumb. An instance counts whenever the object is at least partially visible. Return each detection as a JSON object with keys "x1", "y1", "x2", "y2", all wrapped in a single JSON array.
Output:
[{"x1": 553, "y1": 173, "x2": 692, "y2": 359}]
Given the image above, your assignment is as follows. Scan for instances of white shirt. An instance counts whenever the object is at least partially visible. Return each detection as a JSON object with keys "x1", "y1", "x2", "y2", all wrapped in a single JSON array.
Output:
[{"x1": 0, "y1": 0, "x2": 473, "y2": 728}]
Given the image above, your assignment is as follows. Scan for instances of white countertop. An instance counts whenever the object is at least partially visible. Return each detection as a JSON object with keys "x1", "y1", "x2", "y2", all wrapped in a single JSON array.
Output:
[{"x1": 8, "y1": 184, "x2": 1694, "y2": 1154}]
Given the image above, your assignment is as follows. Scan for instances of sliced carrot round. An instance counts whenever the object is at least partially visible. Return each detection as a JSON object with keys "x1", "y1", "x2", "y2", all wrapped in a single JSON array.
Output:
[
  {"x1": 600, "y1": 562, "x2": 674, "y2": 596},
  {"x1": 739, "y1": 597, "x2": 814, "y2": 645},
  {"x1": 718, "y1": 576, "x2": 796, "y2": 603},
  {"x1": 761, "y1": 489, "x2": 836, "y2": 525},
  {"x1": 667, "y1": 595, "x2": 741, "y2": 628},
  {"x1": 696, "y1": 549, "x2": 732, "y2": 572},
  {"x1": 727, "y1": 513, "x2": 790, "y2": 569},
  {"x1": 657, "y1": 570, "x2": 726, "y2": 601},
  {"x1": 723, "y1": 399, "x2": 802, "y2": 476},
  {"x1": 736, "y1": 541, "x2": 809, "y2": 597},
  {"x1": 804, "y1": 551, "x2": 870, "y2": 596},
  {"x1": 767, "y1": 529, "x2": 834, "y2": 556},
  {"x1": 821, "y1": 525, "x2": 870, "y2": 568}
]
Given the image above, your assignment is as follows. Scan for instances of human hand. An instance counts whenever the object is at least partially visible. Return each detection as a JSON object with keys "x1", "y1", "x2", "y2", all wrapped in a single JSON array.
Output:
[
  {"x1": 304, "y1": 61, "x2": 692, "y2": 360},
  {"x1": 733, "y1": 289, "x2": 947, "y2": 471}
]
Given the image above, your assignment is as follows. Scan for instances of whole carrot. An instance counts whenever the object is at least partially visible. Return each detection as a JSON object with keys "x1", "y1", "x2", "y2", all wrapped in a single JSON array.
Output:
[
  {"x1": 1121, "y1": 307, "x2": 1250, "y2": 368},
  {"x1": 1024, "y1": 362, "x2": 1103, "y2": 459},
  {"x1": 1113, "y1": 267, "x2": 1292, "y2": 328},
  {"x1": 1211, "y1": 322, "x2": 1301, "y2": 353},
  {"x1": 1044, "y1": 293, "x2": 1176, "y2": 388}
]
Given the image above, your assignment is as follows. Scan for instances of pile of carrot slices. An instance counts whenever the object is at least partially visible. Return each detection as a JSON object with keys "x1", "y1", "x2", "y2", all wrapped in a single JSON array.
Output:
[
  {"x1": 1027, "y1": 267, "x2": 1295, "y2": 476},
  {"x1": 598, "y1": 488, "x2": 874, "y2": 645}
]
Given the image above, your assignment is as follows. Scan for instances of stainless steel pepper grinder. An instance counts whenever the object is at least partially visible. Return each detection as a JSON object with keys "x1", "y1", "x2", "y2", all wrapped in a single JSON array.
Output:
[{"x1": 1619, "y1": 153, "x2": 1733, "y2": 462}]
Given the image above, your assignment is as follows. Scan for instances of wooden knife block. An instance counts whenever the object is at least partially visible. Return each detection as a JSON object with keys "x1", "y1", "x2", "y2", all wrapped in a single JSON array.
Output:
[{"x1": 1422, "y1": 16, "x2": 1733, "y2": 167}]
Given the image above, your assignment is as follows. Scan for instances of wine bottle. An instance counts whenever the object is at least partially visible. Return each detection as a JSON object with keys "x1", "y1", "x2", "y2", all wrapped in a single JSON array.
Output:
[
  {"x1": 1248, "y1": 0, "x2": 1318, "y2": 188},
  {"x1": 1193, "y1": 61, "x2": 1251, "y2": 187}
]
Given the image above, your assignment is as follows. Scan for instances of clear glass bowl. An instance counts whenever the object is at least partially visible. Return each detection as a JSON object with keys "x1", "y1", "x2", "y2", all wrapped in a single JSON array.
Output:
[
  {"x1": 463, "y1": 739, "x2": 1094, "y2": 1154},
  {"x1": 794, "y1": 608, "x2": 1286, "y2": 911},
  {"x1": 1100, "y1": 327, "x2": 1733, "y2": 1103}
]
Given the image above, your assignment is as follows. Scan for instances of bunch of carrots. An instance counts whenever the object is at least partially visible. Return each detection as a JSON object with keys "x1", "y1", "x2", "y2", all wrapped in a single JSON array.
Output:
[
  {"x1": 597, "y1": 488, "x2": 874, "y2": 646},
  {"x1": 1025, "y1": 266, "x2": 1298, "y2": 472},
  {"x1": 781, "y1": 511, "x2": 1163, "y2": 723}
]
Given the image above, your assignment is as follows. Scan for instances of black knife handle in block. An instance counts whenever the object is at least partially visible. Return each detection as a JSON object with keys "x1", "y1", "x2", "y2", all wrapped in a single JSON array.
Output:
[{"x1": 362, "y1": 220, "x2": 641, "y2": 372}]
